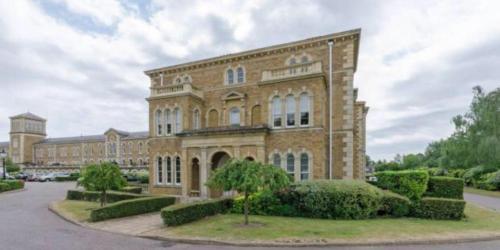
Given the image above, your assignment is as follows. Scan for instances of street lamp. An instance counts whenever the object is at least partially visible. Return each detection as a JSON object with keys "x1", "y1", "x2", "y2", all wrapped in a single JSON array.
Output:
[{"x1": 0, "y1": 149, "x2": 7, "y2": 180}]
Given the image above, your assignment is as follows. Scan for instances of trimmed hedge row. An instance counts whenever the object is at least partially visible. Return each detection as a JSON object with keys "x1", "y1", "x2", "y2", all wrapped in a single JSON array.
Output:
[
  {"x1": 90, "y1": 196, "x2": 176, "y2": 222},
  {"x1": 0, "y1": 180, "x2": 25, "y2": 193},
  {"x1": 378, "y1": 190, "x2": 411, "y2": 217},
  {"x1": 55, "y1": 176, "x2": 79, "y2": 182},
  {"x1": 412, "y1": 197, "x2": 466, "y2": 220},
  {"x1": 374, "y1": 170, "x2": 429, "y2": 200},
  {"x1": 120, "y1": 186, "x2": 143, "y2": 194},
  {"x1": 66, "y1": 190, "x2": 146, "y2": 203},
  {"x1": 232, "y1": 180, "x2": 384, "y2": 220},
  {"x1": 425, "y1": 176, "x2": 464, "y2": 199},
  {"x1": 161, "y1": 198, "x2": 233, "y2": 226}
]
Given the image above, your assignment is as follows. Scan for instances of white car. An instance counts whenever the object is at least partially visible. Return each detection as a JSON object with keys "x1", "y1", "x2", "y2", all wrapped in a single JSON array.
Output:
[{"x1": 38, "y1": 173, "x2": 56, "y2": 182}]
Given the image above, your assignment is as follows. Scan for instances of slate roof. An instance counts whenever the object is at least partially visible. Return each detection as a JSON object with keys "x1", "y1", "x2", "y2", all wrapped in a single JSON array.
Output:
[
  {"x1": 35, "y1": 130, "x2": 149, "y2": 145},
  {"x1": 10, "y1": 112, "x2": 46, "y2": 121}
]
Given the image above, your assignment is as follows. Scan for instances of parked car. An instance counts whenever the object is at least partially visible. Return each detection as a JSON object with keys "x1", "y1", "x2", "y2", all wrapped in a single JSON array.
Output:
[
  {"x1": 15, "y1": 172, "x2": 29, "y2": 181},
  {"x1": 39, "y1": 173, "x2": 56, "y2": 182},
  {"x1": 27, "y1": 173, "x2": 40, "y2": 182}
]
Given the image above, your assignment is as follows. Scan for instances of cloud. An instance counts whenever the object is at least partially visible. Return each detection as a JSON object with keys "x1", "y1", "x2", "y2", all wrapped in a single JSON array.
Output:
[{"x1": 0, "y1": 0, "x2": 499, "y2": 161}]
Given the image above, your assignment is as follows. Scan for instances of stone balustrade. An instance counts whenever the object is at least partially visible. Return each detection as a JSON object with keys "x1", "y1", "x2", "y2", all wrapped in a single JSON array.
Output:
[
  {"x1": 150, "y1": 83, "x2": 203, "y2": 99},
  {"x1": 261, "y1": 61, "x2": 323, "y2": 82}
]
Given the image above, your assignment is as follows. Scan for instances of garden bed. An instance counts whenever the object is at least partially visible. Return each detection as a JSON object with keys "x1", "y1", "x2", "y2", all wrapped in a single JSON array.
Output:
[{"x1": 157, "y1": 204, "x2": 500, "y2": 245}]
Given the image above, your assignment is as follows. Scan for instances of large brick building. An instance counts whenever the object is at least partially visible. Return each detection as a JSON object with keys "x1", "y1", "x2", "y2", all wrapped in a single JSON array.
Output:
[{"x1": 0, "y1": 28, "x2": 368, "y2": 199}]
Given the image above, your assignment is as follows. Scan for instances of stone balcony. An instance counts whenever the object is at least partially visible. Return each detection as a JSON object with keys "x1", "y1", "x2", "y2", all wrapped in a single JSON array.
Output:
[
  {"x1": 150, "y1": 83, "x2": 204, "y2": 99},
  {"x1": 260, "y1": 61, "x2": 323, "y2": 83}
]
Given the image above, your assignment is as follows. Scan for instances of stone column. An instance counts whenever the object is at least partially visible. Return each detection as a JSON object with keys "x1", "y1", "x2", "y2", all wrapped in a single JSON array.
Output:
[
  {"x1": 257, "y1": 145, "x2": 266, "y2": 163},
  {"x1": 233, "y1": 145, "x2": 240, "y2": 159},
  {"x1": 181, "y1": 148, "x2": 188, "y2": 197},
  {"x1": 200, "y1": 147, "x2": 208, "y2": 198}
]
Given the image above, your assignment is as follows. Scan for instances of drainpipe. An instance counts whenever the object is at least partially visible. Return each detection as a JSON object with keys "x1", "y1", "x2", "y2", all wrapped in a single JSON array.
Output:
[{"x1": 328, "y1": 40, "x2": 334, "y2": 180}]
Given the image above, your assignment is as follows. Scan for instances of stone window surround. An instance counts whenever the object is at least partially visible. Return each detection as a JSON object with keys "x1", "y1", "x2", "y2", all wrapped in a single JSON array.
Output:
[
  {"x1": 224, "y1": 64, "x2": 246, "y2": 85},
  {"x1": 155, "y1": 104, "x2": 183, "y2": 137},
  {"x1": 155, "y1": 153, "x2": 182, "y2": 187},
  {"x1": 268, "y1": 148, "x2": 312, "y2": 181},
  {"x1": 268, "y1": 88, "x2": 314, "y2": 130}
]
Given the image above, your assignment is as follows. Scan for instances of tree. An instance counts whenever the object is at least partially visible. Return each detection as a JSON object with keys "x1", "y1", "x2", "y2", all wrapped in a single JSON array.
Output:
[
  {"x1": 77, "y1": 162, "x2": 126, "y2": 207},
  {"x1": 206, "y1": 159, "x2": 290, "y2": 225},
  {"x1": 5, "y1": 157, "x2": 20, "y2": 173}
]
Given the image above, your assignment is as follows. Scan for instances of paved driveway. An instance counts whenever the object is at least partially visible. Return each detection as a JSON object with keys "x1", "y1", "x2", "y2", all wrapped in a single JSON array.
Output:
[
  {"x1": 464, "y1": 193, "x2": 500, "y2": 211},
  {"x1": 1, "y1": 182, "x2": 500, "y2": 250}
]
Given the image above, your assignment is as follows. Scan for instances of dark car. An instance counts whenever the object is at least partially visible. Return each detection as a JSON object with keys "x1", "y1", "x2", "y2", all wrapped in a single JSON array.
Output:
[{"x1": 15, "y1": 172, "x2": 28, "y2": 181}]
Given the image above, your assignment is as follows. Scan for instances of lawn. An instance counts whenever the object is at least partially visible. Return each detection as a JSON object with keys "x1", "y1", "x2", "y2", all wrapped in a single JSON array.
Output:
[
  {"x1": 465, "y1": 187, "x2": 500, "y2": 198},
  {"x1": 162, "y1": 204, "x2": 500, "y2": 244},
  {"x1": 52, "y1": 200, "x2": 100, "y2": 222}
]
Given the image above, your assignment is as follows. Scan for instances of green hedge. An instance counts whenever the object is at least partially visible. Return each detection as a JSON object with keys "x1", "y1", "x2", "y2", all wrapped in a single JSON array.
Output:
[
  {"x1": 231, "y1": 190, "x2": 284, "y2": 215},
  {"x1": 161, "y1": 198, "x2": 233, "y2": 226},
  {"x1": 378, "y1": 190, "x2": 411, "y2": 217},
  {"x1": 55, "y1": 176, "x2": 79, "y2": 182},
  {"x1": 120, "y1": 186, "x2": 143, "y2": 194},
  {"x1": 66, "y1": 190, "x2": 146, "y2": 203},
  {"x1": 412, "y1": 197, "x2": 466, "y2": 220},
  {"x1": 425, "y1": 176, "x2": 464, "y2": 199},
  {"x1": 475, "y1": 170, "x2": 500, "y2": 191},
  {"x1": 274, "y1": 180, "x2": 383, "y2": 219},
  {"x1": 463, "y1": 165, "x2": 497, "y2": 187},
  {"x1": 374, "y1": 170, "x2": 429, "y2": 200},
  {"x1": 0, "y1": 180, "x2": 25, "y2": 192},
  {"x1": 90, "y1": 196, "x2": 176, "y2": 222}
]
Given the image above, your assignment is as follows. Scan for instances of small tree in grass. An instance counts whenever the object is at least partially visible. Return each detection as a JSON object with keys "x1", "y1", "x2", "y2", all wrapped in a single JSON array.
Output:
[
  {"x1": 77, "y1": 162, "x2": 126, "y2": 207},
  {"x1": 206, "y1": 159, "x2": 290, "y2": 225}
]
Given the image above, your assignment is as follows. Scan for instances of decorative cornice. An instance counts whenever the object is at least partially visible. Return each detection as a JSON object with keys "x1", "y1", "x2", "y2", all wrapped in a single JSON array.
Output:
[{"x1": 144, "y1": 28, "x2": 361, "y2": 77}]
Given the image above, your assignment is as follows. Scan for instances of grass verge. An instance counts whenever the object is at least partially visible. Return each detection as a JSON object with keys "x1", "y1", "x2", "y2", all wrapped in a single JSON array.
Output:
[
  {"x1": 465, "y1": 187, "x2": 500, "y2": 198},
  {"x1": 52, "y1": 200, "x2": 100, "y2": 222},
  {"x1": 160, "y1": 204, "x2": 500, "y2": 244}
]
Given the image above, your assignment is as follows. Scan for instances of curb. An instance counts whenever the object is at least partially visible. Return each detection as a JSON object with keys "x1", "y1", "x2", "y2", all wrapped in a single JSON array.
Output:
[{"x1": 49, "y1": 202, "x2": 500, "y2": 247}]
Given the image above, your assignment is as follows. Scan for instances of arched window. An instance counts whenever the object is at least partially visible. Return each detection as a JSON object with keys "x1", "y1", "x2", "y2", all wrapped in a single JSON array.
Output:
[
  {"x1": 289, "y1": 58, "x2": 297, "y2": 74},
  {"x1": 300, "y1": 93, "x2": 310, "y2": 126},
  {"x1": 273, "y1": 153, "x2": 281, "y2": 168},
  {"x1": 155, "y1": 110, "x2": 163, "y2": 136},
  {"x1": 227, "y1": 69, "x2": 234, "y2": 84},
  {"x1": 138, "y1": 142, "x2": 143, "y2": 154},
  {"x1": 229, "y1": 107, "x2": 240, "y2": 126},
  {"x1": 301, "y1": 56, "x2": 308, "y2": 63},
  {"x1": 165, "y1": 109, "x2": 172, "y2": 135},
  {"x1": 208, "y1": 109, "x2": 219, "y2": 127},
  {"x1": 286, "y1": 153, "x2": 295, "y2": 179},
  {"x1": 175, "y1": 156, "x2": 181, "y2": 185},
  {"x1": 174, "y1": 108, "x2": 182, "y2": 133},
  {"x1": 237, "y1": 67, "x2": 244, "y2": 83},
  {"x1": 193, "y1": 109, "x2": 200, "y2": 129},
  {"x1": 290, "y1": 58, "x2": 297, "y2": 65},
  {"x1": 286, "y1": 95, "x2": 295, "y2": 127},
  {"x1": 128, "y1": 142, "x2": 132, "y2": 154},
  {"x1": 122, "y1": 143, "x2": 126, "y2": 154},
  {"x1": 300, "y1": 153, "x2": 309, "y2": 180},
  {"x1": 157, "y1": 156, "x2": 163, "y2": 184},
  {"x1": 272, "y1": 96, "x2": 282, "y2": 128},
  {"x1": 139, "y1": 159, "x2": 143, "y2": 167},
  {"x1": 129, "y1": 159, "x2": 133, "y2": 166},
  {"x1": 166, "y1": 156, "x2": 172, "y2": 184}
]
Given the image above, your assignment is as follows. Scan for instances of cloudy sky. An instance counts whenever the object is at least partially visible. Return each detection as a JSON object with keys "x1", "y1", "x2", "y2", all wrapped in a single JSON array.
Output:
[{"x1": 0, "y1": 0, "x2": 498, "y2": 160}]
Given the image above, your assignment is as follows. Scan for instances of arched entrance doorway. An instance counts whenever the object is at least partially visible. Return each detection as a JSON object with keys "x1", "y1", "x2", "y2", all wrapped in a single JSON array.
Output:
[
  {"x1": 191, "y1": 158, "x2": 200, "y2": 196},
  {"x1": 245, "y1": 156, "x2": 255, "y2": 161},
  {"x1": 210, "y1": 151, "x2": 231, "y2": 198}
]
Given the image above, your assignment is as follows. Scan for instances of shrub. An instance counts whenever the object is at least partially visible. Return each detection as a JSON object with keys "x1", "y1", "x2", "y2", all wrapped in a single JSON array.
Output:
[
  {"x1": 231, "y1": 190, "x2": 284, "y2": 215},
  {"x1": 0, "y1": 180, "x2": 25, "y2": 192},
  {"x1": 412, "y1": 197, "x2": 466, "y2": 220},
  {"x1": 137, "y1": 173, "x2": 149, "y2": 184},
  {"x1": 374, "y1": 170, "x2": 429, "y2": 200},
  {"x1": 120, "y1": 186, "x2": 142, "y2": 194},
  {"x1": 425, "y1": 176, "x2": 464, "y2": 199},
  {"x1": 447, "y1": 169, "x2": 466, "y2": 179},
  {"x1": 0, "y1": 182, "x2": 10, "y2": 192},
  {"x1": 426, "y1": 167, "x2": 447, "y2": 176},
  {"x1": 55, "y1": 176, "x2": 79, "y2": 182},
  {"x1": 66, "y1": 190, "x2": 146, "y2": 203},
  {"x1": 475, "y1": 170, "x2": 500, "y2": 191},
  {"x1": 378, "y1": 190, "x2": 411, "y2": 217},
  {"x1": 463, "y1": 165, "x2": 497, "y2": 186},
  {"x1": 275, "y1": 180, "x2": 383, "y2": 219},
  {"x1": 90, "y1": 196, "x2": 176, "y2": 222},
  {"x1": 161, "y1": 198, "x2": 233, "y2": 226}
]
